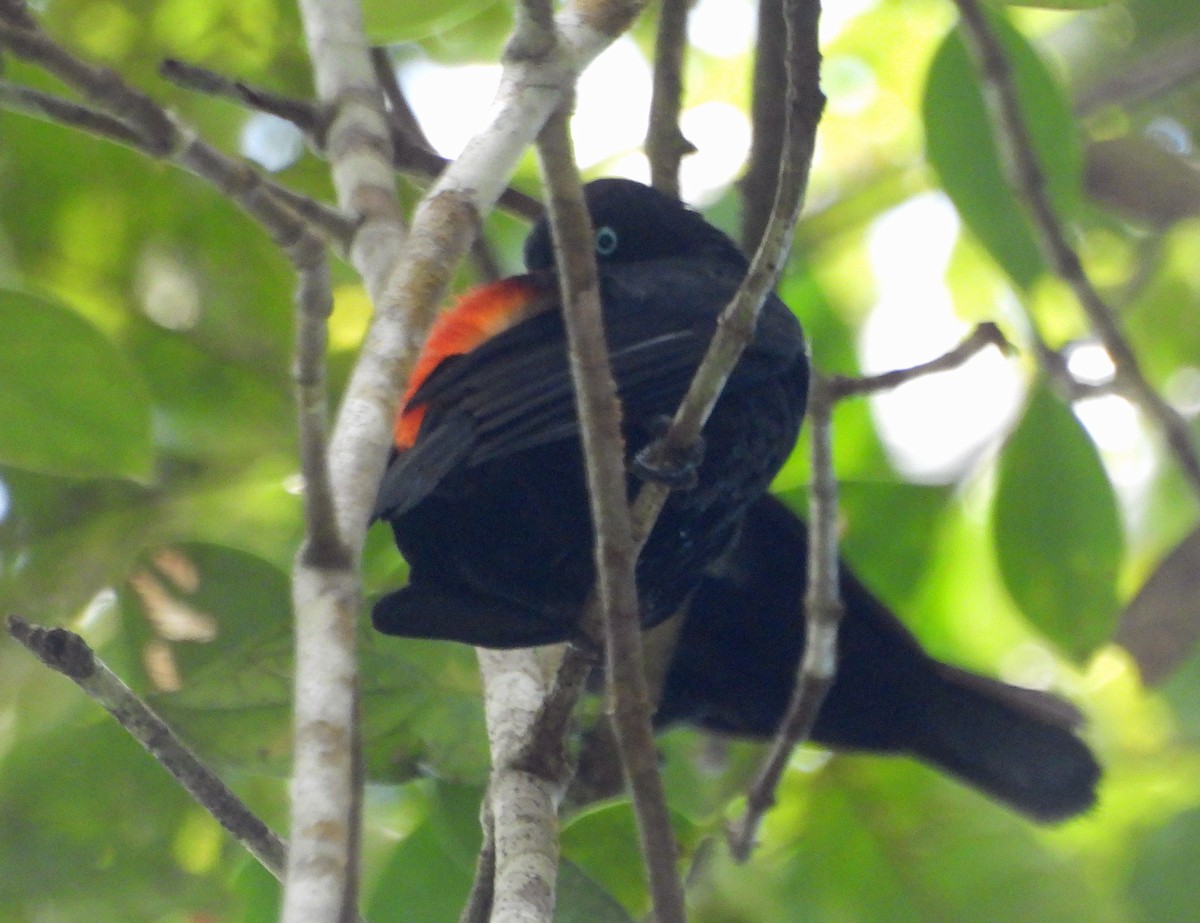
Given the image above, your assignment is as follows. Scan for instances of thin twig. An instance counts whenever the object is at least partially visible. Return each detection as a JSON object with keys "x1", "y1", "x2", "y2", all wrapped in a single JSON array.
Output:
[
  {"x1": 5, "y1": 617, "x2": 288, "y2": 878},
  {"x1": 826, "y1": 322, "x2": 1012, "y2": 399},
  {"x1": 0, "y1": 78, "x2": 145, "y2": 144},
  {"x1": 159, "y1": 58, "x2": 322, "y2": 133},
  {"x1": 645, "y1": 0, "x2": 695, "y2": 197},
  {"x1": 953, "y1": 0, "x2": 1200, "y2": 501},
  {"x1": 740, "y1": 0, "x2": 790, "y2": 253},
  {"x1": 535, "y1": 105, "x2": 687, "y2": 923},
  {"x1": 628, "y1": 0, "x2": 825, "y2": 554},
  {"x1": 367, "y1": 45, "x2": 526, "y2": 277},
  {"x1": 521, "y1": 0, "x2": 824, "y2": 842},
  {"x1": 727, "y1": 322, "x2": 1010, "y2": 859},
  {"x1": 0, "y1": 14, "x2": 355, "y2": 251},
  {"x1": 161, "y1": 49, "x2": 543, "y2": 224}
]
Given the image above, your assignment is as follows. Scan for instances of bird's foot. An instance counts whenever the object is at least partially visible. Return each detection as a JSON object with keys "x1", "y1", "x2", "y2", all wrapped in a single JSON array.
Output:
[{"x1": 631, "y1": 416, "x2": 704, "y2": 490}]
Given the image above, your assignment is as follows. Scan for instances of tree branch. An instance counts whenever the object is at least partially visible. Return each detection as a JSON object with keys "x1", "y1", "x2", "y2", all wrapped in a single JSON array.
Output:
[
  {"x1": 535, "y1": 105, "x2": 687, "y2": 923},
  {"x1": 645, "y1": 0, "x2": 695, "y2": 197},
  {"x1": 161, "y1": 52, "x2": 544, "y2": 223},
  {"x1": 727, "y1": 322, "x2": 1010, "y2": 859},
  {"x1": 740, "y1": 0, "x2": 790, "y2": 253},
  {"x1": 952, "y1": 0, "x2": 1200, "y2": 502},
  {"x1": 5, "y1": 617, "x2": 288, "y2": 879},
  {"x1": 285, "y1": 0, "x2": 410, "y2": 918},
  {"x1": 476, "y1": 647, "x2": 565, "y2": 923},
  {"x1": 0, "y1": 13, "x2": 356, "y2": 252},
  {"x1": 628, "y1": 0, "x2": 824, "y2": 557}
]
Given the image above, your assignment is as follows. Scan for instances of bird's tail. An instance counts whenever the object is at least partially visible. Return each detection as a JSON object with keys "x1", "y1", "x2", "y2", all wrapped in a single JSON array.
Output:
[{"x1": 899, "y1": 663, "x2": 1101, "y2": 822}]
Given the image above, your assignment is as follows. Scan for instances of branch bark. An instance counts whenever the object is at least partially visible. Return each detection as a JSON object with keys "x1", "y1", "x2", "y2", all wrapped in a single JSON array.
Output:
[
  {"x1": 477, "y1": 648, "x2": 565, "y2": 923},
  {"x1": 535, "y1": 105, "x2": 687, "y2": 923},
  {"x1": 645, "y1": 0, "x2": 695, "y2": 197}
]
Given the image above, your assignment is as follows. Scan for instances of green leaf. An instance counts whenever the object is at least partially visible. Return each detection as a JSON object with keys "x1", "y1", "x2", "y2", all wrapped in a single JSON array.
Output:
[
  {"x1": 1128, "y1": 807, "x2": 1200, "y2": 923},
  {"x1": 695, "y1": 758, "x2": 1120, "y2": 923},
  {"x1": 0, "y1": 290, "x2": 152, "y2": 479},
  {"x1": 992, "y1": 382, "x2": 1123, "y2": 660},
  {"x1": 560, "y1": 801, "x2": 701, "y2": 917},
  {"x1": 555, "y1": 861, "x2": 635, "y2": 923},
  {"x1": 998, "y1": 0, "x2": 1120, "y2": 7},
  {"x1": 361, "y1": 0, "x2": 499, "y2": 43},
  {"x1": 924, "y1": 12, "x2": 1081, "y2": 289},
  {"x1": 117, "y1": 542, "x2": 489, "y2": 782},
  {"x1": 366, "y1": 783, "x2": 482, "y2": 923},
  {"x1": 0, "y1": 721, "x2": 231, "y2": 921}
]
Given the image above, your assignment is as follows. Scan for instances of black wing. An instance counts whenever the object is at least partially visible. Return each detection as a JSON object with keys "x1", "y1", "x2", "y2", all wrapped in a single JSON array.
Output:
[{"x1": 375, "y1": 260, "x2": 803, "y2": 519}]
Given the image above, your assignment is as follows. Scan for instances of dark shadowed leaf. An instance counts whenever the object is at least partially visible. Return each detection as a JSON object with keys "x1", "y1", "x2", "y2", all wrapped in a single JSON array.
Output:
[
  {"x1": 992, "y1": 382, "x2": 1123, "y2": 660},
  {"x1": 1115, "y1": 526, "x2": 1200, "y2": 685},
  {"x1": 555, "y1": 861, "x2": 635, "y2": 923},
  {"x1": 0, "y1": 290, "x2": 152, "y2": 480}
]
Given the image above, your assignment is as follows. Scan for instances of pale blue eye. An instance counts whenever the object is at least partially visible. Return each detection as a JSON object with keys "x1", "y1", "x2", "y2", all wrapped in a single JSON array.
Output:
[{"x1": 595, "y1": 226, "x2": 619, "y2": 256}]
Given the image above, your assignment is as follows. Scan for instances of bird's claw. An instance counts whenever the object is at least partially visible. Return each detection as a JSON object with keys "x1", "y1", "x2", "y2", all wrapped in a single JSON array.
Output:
[{"x1": 632, "y1": 418, "x2": 704, "y2": 490}]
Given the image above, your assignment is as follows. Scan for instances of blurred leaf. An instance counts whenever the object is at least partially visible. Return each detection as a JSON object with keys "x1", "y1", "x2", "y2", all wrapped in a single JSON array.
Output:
[
  {"x1": 116, "y1": 542, "x2": 489, "y2": 781},
  {"x1": 0, "y1": 290, "x2": 153, "y2": 480},
  {"x1": 924, "y1": 12, "x2": 1082, "y2": 289},
  {"x1": 0, "y1": 469, "x2": 156, "y2": 620},
  {"x1": 561, "y1": 800, "x2": 701, "y2": 917},
  {"x1": 0, "y1": 721, "x2": 230, "y2": 921},
  {"x1": 228, "y1": 856, "x2": 282, "y2": 923},
  {"x1": 130, "y1": 319, "x2": 294, "y2": 462},
  {"x1": 775, "y1": 482, "x2": 953, "y2": 611},
  {"x1": 1000, "y1": 0, "x2": 1123, "y2": 7},
  {"x1": 992, "y1": 382, "x2": 1123, "y2": 660},
  {"x1": 695, "y1": 757, "x2": 1119, "y2": 923},
  {"x1": 366, "y1": 783, "x2": 482, "y2": 923},
  {"x1": 561, "y1": 801, "x2": 651, "y2": 915},
  {"x1": 1126, "y1": 221, "x2": 1200, "y2": 383},
  {"x1": 1114, "y1": 526, "x2": 1200, "y2": 685},
  {"x1": 362, "y1": 0, "x2": 499, "y2": 44},
  {"x1": 1128, "y1": 806, "x2": 1200, "y2": 923}
]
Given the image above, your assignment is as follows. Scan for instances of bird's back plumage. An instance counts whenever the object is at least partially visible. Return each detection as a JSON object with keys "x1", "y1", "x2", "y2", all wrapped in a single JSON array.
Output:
[{"x1": 372, "y1": 179, "x2": 808, "y2": 647}]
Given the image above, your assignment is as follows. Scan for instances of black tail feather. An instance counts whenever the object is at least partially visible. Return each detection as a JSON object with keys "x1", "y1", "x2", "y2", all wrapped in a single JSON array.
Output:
[{"x1": 897, "y1": 663, "x2": 1101, "y2": 822}]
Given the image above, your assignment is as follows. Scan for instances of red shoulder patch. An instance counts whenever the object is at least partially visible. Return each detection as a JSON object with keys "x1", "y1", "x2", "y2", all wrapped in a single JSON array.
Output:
[{"x1": 394, "y1": 275, "x2": 547, "y2": 450}]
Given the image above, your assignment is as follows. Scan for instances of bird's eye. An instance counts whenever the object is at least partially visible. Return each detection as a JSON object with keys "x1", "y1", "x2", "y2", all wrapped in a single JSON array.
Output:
[{"x1": 594, "y1": 226, "x2": 619, "y2": 257}]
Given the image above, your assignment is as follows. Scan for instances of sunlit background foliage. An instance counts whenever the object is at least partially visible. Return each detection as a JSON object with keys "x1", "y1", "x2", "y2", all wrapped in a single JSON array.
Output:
[{"x1": 2, "y1": 0, "x2": 1199, "y2": 920}]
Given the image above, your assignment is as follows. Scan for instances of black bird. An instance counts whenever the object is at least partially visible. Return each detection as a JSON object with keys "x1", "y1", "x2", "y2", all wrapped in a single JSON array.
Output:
[
  {"x1": 656, "y1": 494, "x2": 1102, "y2": 822},
  {"x1": 372, "y1": 179, "x2": 809, "y2": 648}
]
